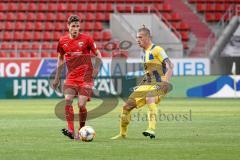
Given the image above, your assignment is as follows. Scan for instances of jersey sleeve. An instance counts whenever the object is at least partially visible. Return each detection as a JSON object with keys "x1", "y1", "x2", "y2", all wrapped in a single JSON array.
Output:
[
  {"x1": 88, "y1": 36, "x2": 98, "y2": 55},
  {"x1": 155, "y1": 46, "x2": 168, "y2": 62},
  {"x1": 57, "y1": 41, "x2": 65, "y2": 56}
]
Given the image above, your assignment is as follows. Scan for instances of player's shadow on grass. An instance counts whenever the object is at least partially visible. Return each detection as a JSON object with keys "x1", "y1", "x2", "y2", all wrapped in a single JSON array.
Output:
[{"x1": 55, "y1": 97, "x2": 119, "y2": 121}]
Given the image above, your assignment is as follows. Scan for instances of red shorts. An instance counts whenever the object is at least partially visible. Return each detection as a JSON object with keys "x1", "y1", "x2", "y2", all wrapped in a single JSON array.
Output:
[{"x1": 63, "y1": 79, "x2": 93, "y2": 97}]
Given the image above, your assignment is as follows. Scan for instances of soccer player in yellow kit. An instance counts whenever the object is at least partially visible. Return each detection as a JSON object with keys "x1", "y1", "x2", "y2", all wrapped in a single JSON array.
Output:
[{"x1": 111, "y1": 25, "x2": 173, "y2": 139}]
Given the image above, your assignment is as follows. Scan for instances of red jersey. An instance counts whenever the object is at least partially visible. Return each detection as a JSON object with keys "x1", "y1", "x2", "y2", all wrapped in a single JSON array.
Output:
[{"x1": 57, "y1": 33, "x2": 98, "y2": 83}]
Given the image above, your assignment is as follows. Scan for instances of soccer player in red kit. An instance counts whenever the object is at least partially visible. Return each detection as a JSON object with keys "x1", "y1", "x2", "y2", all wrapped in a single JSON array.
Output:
[{"x1": 53, "y1": 15, "x2": 102, "y2": 139}]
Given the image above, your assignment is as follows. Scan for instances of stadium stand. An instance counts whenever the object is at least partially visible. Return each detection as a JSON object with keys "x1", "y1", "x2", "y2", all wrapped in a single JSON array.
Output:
[{"x1": 0, "y1": 0, "x2": 239, "y2": 57}]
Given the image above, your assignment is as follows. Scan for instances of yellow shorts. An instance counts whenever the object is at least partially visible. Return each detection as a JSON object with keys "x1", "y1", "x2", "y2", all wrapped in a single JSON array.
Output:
[{"x1": 128, "y1": 85, "x2": 161, "y2": 108}]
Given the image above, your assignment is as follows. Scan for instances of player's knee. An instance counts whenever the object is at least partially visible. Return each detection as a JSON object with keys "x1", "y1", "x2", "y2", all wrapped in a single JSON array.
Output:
[
  {"x1": 65, "y1": 97, "x2": 73, "y2": 105},
  {"x1": 78, "y1": 102, "x2": 87, "y2": 109},
  {"x1": 123, "y1": 104, "x2": 134, "y2": 111},
  {"x1": 146, "y1": 97, "x2": 155, "y2": 104}
]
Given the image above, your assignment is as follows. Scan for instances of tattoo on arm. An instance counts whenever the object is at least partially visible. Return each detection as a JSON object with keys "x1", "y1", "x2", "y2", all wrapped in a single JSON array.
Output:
[{"x1": 164, "y1": 58, "x2": 173, "y2": 69}]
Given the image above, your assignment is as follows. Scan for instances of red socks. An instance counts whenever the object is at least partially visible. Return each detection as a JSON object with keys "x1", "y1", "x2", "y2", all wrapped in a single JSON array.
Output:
[
  {"x1": 79, "y1": 107, "x2": 87, "y2": 130},
  {"x1": 65, "y1": 105, "x2": 74, "y2": 133},
  {"x1": 65, "y1": 105, "x2": 88, "y2": 133}
]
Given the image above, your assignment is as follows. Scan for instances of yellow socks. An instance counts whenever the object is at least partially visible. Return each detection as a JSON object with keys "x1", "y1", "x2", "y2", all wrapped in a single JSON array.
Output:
[
  {"x1": 147, "y1": 103, "x2": 157, "y2": 131},
  {"x1": 120, "y1": 109, "x2": 131, "y2": 136}
]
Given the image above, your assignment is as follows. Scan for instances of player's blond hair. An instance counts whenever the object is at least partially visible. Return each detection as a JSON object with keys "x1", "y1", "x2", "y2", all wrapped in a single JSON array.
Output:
[{"x1": 138, "y1": 25, "x2": 151, "y2": 37}]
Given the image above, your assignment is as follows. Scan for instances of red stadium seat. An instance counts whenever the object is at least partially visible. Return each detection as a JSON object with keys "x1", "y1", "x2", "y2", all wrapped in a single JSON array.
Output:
[
  {"x1": 17, "y1": 12, "x2": 26, "y2": 21},
  {"x1": 77, "y1": 4, "x2": 86, "y2": 12},
  {"x1": 46, "y1": 13, "x2": 56, "y2": 21},
  {"x1": 162, "y1": 13, "x2": 172, "y2": 21},
  {"x1": 67, "y1": 3, "x2": 76, "y2": 11},
  {"x1": 20, "y1": 43, "x2": 31, "y2": 50},
  {"x1": 23, "y1": 32, "x2": 32, "y2": 41},
  {"x1": 180, "y1": 32, "x2": 189, "y2": 41},
  {"x1": 30, "y1": 52, "x2": 38, "y2": 58},
  {"x1": 102, "y1": 31, "x2": 111, "y2": 41},
  {"x1": 32, "y1": 43, "x2": 40, "y2": 50},
  {"x1": 93, "y1": 32, "x2": 101, "y2": 41},
  {"x1": 48, "y1": 3, "x2": 57, "y2": 11},
  {"x1": 8, "y1": 3, "x2": 18, "y2": 11},
  {"x1": 106, "y1": 3, "x2": 113, "y2": 12},
  {"x1": 0, "y1": 43, "x2": 14, "y2": 50},
  {"x1": 171, "y1": 13, "x2": 181, "y2": 22},
  {"x1": 9, "y1": 52, "x2": 17, "y2": 58},
  {"x1": 96, "y1": 13, "x2": 105, "y2": 21},
  {"x1": 25, "y1": 22, "x2": 34, "y2": 31},
  {"x1": 0, "y1": 12, "x2": 5, "y2": 21},
  {"x1": 125, "y1": 5, "x2": 132, "y2": 13},
  {"x1": 78, "y1": 13, "x2": 85, "y2": 21},
  {"x1": 43, "y1": 32, "x2": 53, "y2": 41},
  {"x1": 14, "y1": 32, "x2": 23, "y2": 41},
  {"x1": 0, "y1": 3, "x2": 7, "y2": 11},
  {"x1": 33, "y1": 32, "x2": 42, "y2": 41},
  {"x1": 134, "y1": 5, "x2": 147, "y2": 13},
  {"x1": 154, "y1": 4, "x2": 163, "y2": 11},
  {"x1": 215, "y1": 4, "x2": 225, "y2": 12},
  {"x1": 85, "y1": 13, "x2": 95, "y2": 21},
  {"x1": 196, "y1": 3, "x2": 205, "y2": 12},
  {"x1": 105, "y1": 13, "x2": 111, "y2": 21},
  {"x1": 86, "y1": 3, "x2": 96, "y2": 12},
  {"x1": 38, "y1": 3, "x2": 48, "y2": 11},
  {"x1": 35, "y1": 22, "x2": 44, "y2": 31},
  {"x1": 36, "y1": 13, "x2": 45, "y2": 21},
  {"x1": 94, "y1": 22, "x2": 103, "y2": 31},
  {"x1": 6, "y1": 12, "x2": 16, "y2": 21},
  {"x1": 179, "y1": 22, "x2": 190, "y2": 31},
  {"x1": 4, "y1": 22, "x2": 14, "y2": 31},
  {"x1": 84, "y1": 22, "x2": 94, "y2": 31},
  {"x1": 56, "y1": 12, "x2": 66, "y2": 21},
  {"x1": 27, "y1": 13, "x2": 35, "y2": 21},
  {"x1": 0, "y1": 43, "x2": 8, "y2": 50},
  {"x1": 42, "y1": 43, "x2": 52, "y2": 49},
  {"x1": 96, "y1": 3, "x2": 106, "y2": 11},
  {"x1": 50, "y1": 52, "x2": 58, "y2": 57},
  {"x1": 57, "y1": 3, "x2": 67, "y2": 11},
  {"x1": 56, "y1": 22, "x2": 65, "y2": 31},
  {"x1": 162, "y1": 4, "x2": 172, "y2": 12},
  {"x1": 116, "y1": 4, "x2": 125, "y2": 13},
  {"x1": 28, "y1": 3, "x2": 37, "y2": 11},
  {"x1": 53, "y1": 32, "x2": 62, "y2": 41},
  {"x1": 45, "y1": 22, "x2": 54, "y2": 31},
  {"x1": 0, "y1": 52, "x2": 7, "y2": 58},
  {"x1": 3, "y1": 32, "x2": 13, "y2": 41},
  {"x1": 19, "y1": 3, "x2": 27, "y2": 11},
  {"x1": 20, "y1": 52, "x2": 29, "y2": 58},
  {"x1": 52, "y1": 43, "x2": 58, "y2": 49},
  {"x1": 206, "y1": 4, "x2": 215, "y2": 12},
  {"x1": 205, "y1": 13, "x2": 215, "y2": 22},
  {"x1": 41, "y1": 52, "x2": 49, "y2": 58}
]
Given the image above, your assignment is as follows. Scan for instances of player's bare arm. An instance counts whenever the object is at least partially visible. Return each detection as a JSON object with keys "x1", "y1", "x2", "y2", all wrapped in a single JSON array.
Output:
[
  {"x1": 164, "y1": 58, "x2": 174, "y2": 82},
  {"x1": 53, "y1": 54, "x2": 64, "y2": 90},
  {"x1": 92, "y1": 50, "x2": 102, "y2": 77}
]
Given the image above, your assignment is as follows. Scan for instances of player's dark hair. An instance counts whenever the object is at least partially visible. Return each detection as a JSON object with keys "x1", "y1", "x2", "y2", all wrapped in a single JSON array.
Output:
[
  {"x1": 138, "y1": 25, "x2": 151, "y2": 37},
  {"x1": 68, "y1": 15, "x2": 80, "y2": 25}
]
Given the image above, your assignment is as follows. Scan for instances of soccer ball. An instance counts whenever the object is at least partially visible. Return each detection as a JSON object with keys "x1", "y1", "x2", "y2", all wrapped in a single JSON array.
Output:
[{"x1": 79, "y1": 126, "x2": 96, "y2": 142}]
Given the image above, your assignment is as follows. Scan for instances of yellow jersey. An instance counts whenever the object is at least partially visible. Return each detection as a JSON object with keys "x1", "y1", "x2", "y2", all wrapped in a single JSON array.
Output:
[{"x1": 142, "y1": 44, "x2": 168, "y2": 83}]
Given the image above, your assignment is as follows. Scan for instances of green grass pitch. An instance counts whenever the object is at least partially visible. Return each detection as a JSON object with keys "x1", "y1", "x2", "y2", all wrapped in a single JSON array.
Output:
[{"x1": 0, "y1": 98, "x2": 239, "y2": 160}]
